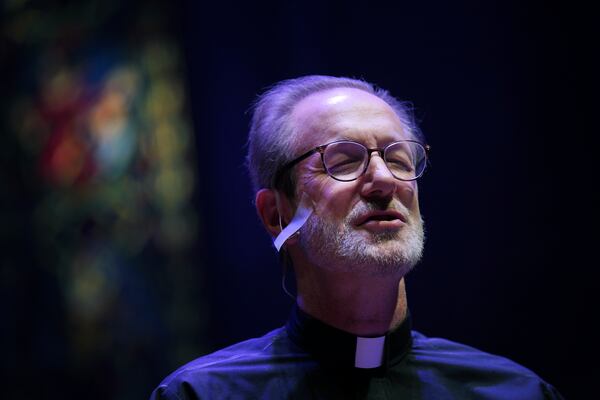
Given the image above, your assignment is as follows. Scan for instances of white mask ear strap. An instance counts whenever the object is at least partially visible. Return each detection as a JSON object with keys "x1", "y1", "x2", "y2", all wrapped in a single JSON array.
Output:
[{"x1": 273, "y1": 192, "x2": 313, "y2": 252}]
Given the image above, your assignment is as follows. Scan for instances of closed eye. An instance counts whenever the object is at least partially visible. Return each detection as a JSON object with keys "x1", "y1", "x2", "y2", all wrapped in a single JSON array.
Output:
[{"x1": 387, "y1": 158, "x2": 414, "y2": 172}]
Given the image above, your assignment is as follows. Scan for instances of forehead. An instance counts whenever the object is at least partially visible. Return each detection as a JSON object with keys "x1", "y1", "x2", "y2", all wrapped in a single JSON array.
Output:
[{"x1": 289, "y1": 87, "x2": 409, "y2": 149}]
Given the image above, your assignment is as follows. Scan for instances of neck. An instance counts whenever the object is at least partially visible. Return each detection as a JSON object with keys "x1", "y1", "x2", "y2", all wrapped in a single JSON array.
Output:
[{"x1": 295, "y1": 266, "x2": 408, "y2": 337}]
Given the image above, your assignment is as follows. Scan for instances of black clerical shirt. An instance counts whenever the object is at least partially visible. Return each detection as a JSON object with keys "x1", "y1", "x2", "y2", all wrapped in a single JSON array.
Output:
[{"x1": 150, "y1": 305, "x2": 563, "y2": 399}]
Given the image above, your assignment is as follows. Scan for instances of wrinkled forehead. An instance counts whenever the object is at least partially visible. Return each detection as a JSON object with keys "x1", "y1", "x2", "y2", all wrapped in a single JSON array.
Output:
[{"x1": 289, "y1": 88, "x2": 409, "y2": 150}]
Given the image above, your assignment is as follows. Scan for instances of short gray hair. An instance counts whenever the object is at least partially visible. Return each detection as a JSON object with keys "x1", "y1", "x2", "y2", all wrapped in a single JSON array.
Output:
[{"x1": 246, "y1": 75, "x2": 424, "y2": 196}]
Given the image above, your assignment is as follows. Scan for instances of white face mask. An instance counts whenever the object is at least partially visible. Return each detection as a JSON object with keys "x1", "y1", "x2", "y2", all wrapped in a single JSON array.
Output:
[{"x1": 273, "y1": 192, "x2": 314, "y2": 252}]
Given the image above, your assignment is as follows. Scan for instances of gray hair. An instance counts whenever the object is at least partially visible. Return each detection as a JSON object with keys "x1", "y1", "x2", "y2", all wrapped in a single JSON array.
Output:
[{"x1": 246, "y1": 75, "x2": 424, "y2": 196}]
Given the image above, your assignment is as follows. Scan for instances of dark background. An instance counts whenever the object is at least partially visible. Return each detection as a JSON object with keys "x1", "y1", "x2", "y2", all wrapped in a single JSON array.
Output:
[
  {"x1": 181, "y1": 0, "x2": 593, "y2": 398},
  {"x1": 1, "y1": 0, "x2": 594, "y2": 399}
]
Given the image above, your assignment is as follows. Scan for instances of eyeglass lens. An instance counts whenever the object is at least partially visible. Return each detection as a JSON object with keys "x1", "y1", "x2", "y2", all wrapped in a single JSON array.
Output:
[{"x1": 323, "y1": 141, "x2": 426, "y2": 181}]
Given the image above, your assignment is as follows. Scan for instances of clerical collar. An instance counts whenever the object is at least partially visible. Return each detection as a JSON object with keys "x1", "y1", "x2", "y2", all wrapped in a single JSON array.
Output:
[{"x1": 285, "y1": 303, "x2": 412, "y2": 372}]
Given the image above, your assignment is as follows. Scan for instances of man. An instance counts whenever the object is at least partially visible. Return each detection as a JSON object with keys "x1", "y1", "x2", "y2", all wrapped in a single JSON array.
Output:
[{"x1": 150, "y1": 76, "x2": 563, "y2": 399}]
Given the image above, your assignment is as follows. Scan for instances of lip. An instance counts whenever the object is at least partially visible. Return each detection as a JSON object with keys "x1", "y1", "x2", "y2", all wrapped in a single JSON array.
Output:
[
  {"x1": 355, "y1": 210, "x2": 407, "y2": 227},
  {"x1": 360, "y1": 219, "x2": 405, "y2": 232}
]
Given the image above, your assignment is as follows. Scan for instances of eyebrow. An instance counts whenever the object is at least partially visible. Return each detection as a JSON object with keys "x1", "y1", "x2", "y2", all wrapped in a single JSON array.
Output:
[
  {"x1": 326, "y1": 134, "x2": 407, "y2": 148},
  {"x1": 334, "y1": 135, "x2": 356, "y2": 142}
]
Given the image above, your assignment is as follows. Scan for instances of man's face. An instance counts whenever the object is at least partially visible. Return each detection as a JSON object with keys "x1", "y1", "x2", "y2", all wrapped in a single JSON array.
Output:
[{"x1": 288, "y1": 88, "x2": 424, "y2": 278}]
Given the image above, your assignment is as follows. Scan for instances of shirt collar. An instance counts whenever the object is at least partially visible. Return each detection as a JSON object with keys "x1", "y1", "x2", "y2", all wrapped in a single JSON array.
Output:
[{"x1": 285, "y1": 303, "x2": 412, "y2": 372}]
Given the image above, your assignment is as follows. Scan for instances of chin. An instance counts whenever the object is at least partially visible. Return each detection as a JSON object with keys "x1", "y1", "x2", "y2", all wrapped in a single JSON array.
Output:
[
  {"x1": 356, "y1": 244, "x2": 421, "y2": 276},
  {"x1": 329, "y1": 235, "x2": 422, "y2": 276},
  {"x1": 299, "y1": 212, "x2": 424, "y2": 276}
]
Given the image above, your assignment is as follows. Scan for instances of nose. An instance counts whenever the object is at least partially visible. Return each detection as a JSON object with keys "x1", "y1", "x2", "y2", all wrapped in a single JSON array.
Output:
[{"x1": 359, "y1": 152, "x2": 397, "y2": 199}]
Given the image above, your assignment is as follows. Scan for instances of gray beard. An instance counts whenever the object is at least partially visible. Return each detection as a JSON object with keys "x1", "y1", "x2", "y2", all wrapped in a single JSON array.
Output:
[{"x1": 298, "y1": 200, "x2": 425, "y2": 278}]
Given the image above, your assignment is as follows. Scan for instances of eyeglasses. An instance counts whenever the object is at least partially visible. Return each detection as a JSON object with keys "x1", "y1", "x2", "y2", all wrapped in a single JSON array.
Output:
[{"x1": 274, "y1": 139, "x2": 430, "y2": 186}]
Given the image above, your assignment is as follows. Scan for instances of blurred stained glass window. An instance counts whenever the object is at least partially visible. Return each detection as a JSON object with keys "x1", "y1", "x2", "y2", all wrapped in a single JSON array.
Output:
[{"x1": 1, "y1": 1, "x2": 206, "y2": 399}]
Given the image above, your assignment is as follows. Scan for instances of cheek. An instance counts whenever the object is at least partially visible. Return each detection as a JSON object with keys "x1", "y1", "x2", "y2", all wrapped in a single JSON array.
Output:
[
  {"x1": 306, "y1": 179, "x2": 356, "y2": 218},
  {"x1": 398, "y1": 183, "x2": 419, "y2": 212}
]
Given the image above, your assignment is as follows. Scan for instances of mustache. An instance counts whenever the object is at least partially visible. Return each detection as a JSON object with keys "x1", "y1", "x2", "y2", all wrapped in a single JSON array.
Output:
[{"x1": 347, "y1": 200, "x2": 412, "y2": 224}]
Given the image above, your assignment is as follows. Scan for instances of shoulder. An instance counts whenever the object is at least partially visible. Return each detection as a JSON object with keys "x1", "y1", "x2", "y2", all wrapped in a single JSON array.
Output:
[
  {"x1": 410, "y1": 330, "x2": 535, "y2": 375},
  {"x1": 150, "y1": 327, "x2": 293, "y2": 400},
  {"x1": 408, "y1": 330, "x2": 563, "y2": 399}
]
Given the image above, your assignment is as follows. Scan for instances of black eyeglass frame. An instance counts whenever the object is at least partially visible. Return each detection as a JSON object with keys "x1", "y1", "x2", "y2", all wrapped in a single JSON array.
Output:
[{"x1": 273, "y1": 139, "x2": 431, "y2": 188}]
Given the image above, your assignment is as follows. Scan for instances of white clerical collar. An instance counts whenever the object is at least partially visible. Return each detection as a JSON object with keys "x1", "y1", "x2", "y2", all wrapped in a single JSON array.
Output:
[
  {"x1": 355, "y1": 336, "x2": 386, "y2": 368},
  {"x1": 286, "y1": 304, "x2": 413, "y2": 371}
]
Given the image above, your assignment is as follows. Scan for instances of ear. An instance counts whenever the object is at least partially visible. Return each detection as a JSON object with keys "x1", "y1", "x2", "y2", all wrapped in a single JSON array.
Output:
[{"x1": 256, "y1": 188, "x2": 291, "y2": 238}]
